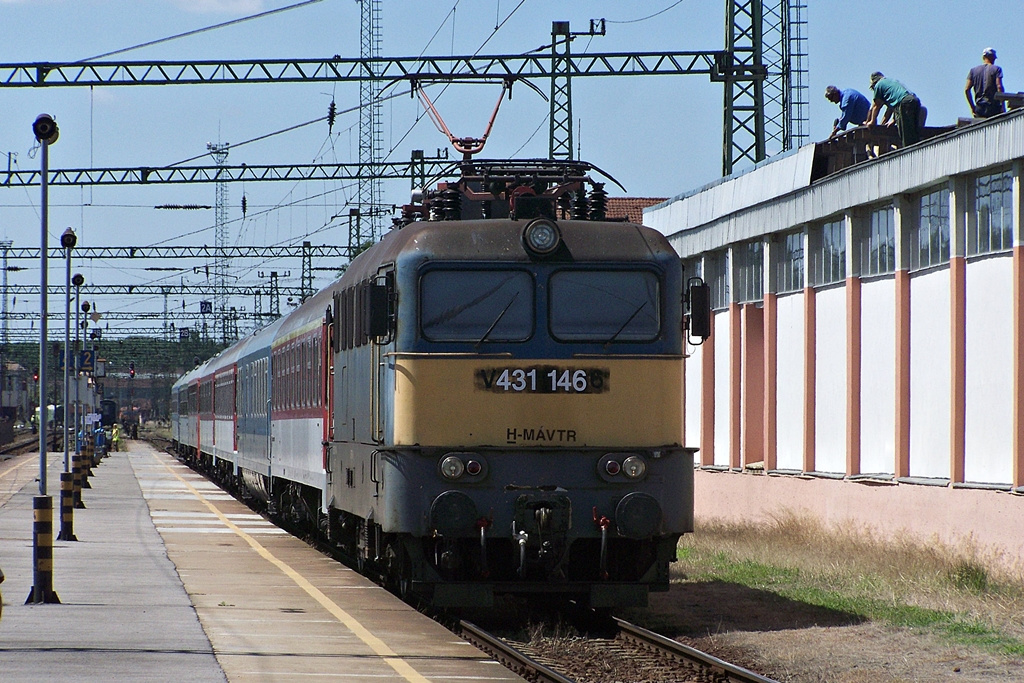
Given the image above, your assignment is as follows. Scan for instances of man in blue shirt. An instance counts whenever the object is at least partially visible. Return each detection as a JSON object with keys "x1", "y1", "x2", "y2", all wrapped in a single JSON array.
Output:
[
  {"x1": 825, "y1": 85, "x2": 871, "y2": 137},
  {"x1": 865, "y1": 71, "x2": 922, "y2": 147},
  {"x1": 965, "y1": 47, "x2": 1004, "y2": 118}
]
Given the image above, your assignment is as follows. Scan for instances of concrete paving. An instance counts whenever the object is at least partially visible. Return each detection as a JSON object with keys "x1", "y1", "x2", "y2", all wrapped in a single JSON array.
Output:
[
  {"x1": 0, "y1": 442, "x2": 523, "y2": 682},
  {"x1": 0, "y1": 447, "x2": 225, "y2": 682}
]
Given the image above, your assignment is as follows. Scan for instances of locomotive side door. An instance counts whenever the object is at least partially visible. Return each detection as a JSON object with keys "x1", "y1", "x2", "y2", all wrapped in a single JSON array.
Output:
[{"x1": 369, "y1": 269, "x2": 394, "y2": 445}]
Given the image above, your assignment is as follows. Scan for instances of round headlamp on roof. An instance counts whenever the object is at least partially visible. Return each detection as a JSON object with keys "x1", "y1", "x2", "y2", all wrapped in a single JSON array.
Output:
[{"x1": 522, "y1": 218, "x2": 561, "y2": 256}]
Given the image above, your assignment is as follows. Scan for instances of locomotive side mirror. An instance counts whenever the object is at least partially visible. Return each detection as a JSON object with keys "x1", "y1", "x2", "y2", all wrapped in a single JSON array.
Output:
[{"x1": 685, "y1": 278, "x2": 711, "y2": 343}]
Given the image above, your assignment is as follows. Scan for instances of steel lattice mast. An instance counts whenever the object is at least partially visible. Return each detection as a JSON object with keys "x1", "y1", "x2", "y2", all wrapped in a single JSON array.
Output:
[
  {"x1": 206, "y1": 142, "x2": 232, "y2": 342},
  {"x1": 357, "y1": 0, "x2": 383, "y2": 245}
]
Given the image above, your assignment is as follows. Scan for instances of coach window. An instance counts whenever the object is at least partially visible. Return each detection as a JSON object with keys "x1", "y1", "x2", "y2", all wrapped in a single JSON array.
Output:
[
  {"x1": 774, "y1": 230, "x2": 804, "y2": 294},
  {"x1": 911, "y1": 187, "x2": 950, "y2": 271},
  {"x1": 969, "y1": 168, "x2": 1013, "y2": 256},
  {"x1": 733, "y1": 240, "x2": 763, "y2": 303},
  {"x1": 856, "y1": 205, "x2": 896, "y2": 276},
  {"x1": 810, "y1": 218, "x2": 845, "y2": 286},
  {"x1": 420, "y1": 269, "x2": 534, "y2": 342},
  {"x1": 549, "y1": 270, "x2": 660, "y2": 342}
]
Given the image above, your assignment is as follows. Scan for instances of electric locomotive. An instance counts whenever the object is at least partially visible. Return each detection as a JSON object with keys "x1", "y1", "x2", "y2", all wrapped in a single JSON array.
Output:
[{"x1": 172, "y1": 159, "x2": 710, "y2": 608}]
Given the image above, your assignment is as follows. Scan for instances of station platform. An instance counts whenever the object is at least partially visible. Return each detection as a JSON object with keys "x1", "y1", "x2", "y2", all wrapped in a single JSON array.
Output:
[{"x1": 0, "y1": 441, "x2": 523, "y2": 682}]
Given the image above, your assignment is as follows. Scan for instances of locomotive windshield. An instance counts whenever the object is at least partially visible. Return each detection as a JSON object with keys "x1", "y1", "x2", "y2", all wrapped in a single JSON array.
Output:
[
  {"x1": 421, "y1": 269, "x2": 534, "y2": 342},
  {"x1": 549, "y1": 270, "x2": 660, "y2": 342}
]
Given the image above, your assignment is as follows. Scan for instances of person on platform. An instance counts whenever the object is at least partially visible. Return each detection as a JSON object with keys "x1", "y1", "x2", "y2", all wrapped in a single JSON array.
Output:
[
  {"x1": 111, "y1": 422, "x2": 122, "y2": 452},
  {"x1": 865, "y1": 71, "x2": 922, "y2": 147},
  {"x1": 825, "y1": 85, "x2": 871, "y2": 137},
  {"x1": 965, "y1": 47, "x2": 1005, "y2": 118}
]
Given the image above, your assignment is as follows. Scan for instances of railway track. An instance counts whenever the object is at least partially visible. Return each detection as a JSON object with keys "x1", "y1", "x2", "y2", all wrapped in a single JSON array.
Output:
[
  {"x1": 0, "y1": 431, "x2": 51, "y2": 459},
  {"x1": 461, "y1": 615, "x2": 779, "y2": 683}
]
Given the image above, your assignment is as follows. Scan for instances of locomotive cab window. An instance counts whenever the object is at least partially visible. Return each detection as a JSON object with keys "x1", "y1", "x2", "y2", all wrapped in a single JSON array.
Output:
[
  {"x1": 420, "y1": 269, "x2": 534, "y2": 342},
  {"x1": 549, "y1": 270, "x2": 661, "y2": 342}
]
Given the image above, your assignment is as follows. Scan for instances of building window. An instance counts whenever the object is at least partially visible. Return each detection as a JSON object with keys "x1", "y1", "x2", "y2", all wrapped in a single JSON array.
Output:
[
  {"x1": 774, "y1": 230, "x2": 804, "y2": 294},
  {"x1": 857, "y1": 206, "x2": 895, "y2": 276},
  {"x1": 707, "y1": 250, "x2": 729, "y2": 310},
  {"x1": 912, "y1": 187, "x2": 950, "y2": 270},
  {"x1": 733, "y1": 240, "x2": 763, "y2": 304},
  {"x1": 682, "y1": 258, "x2": 702, "y2": 282},
  {"x1": 810, "y1": 218, "x2": 846, "y2": 286},
  {"x1": 970, "y1": 169, "x2": 1013, "y2": 255}
]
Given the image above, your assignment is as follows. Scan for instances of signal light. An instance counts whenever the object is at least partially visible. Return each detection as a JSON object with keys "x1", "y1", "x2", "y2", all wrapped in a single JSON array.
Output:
[
  {"x1": 129, "y1": 361, "x2": 135, "y2": 379},
  {"x1": 33, "y1": 368, "x2": 39, "y2": 382}
]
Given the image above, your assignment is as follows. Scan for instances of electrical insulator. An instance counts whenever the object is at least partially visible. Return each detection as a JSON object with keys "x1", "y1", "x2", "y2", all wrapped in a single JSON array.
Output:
[
  {"x1": 328, "y1": 100, "x2": 337, "y2": 133},
  {"x1": 441, "y1": 188, "x2": 461, "y2": 221},
  {"x1": 241, "y1": 195, "x2": 247, "y2": 217},
  {"x1": 588, "y1": 182, "x2": 608, "y2": 221},
  {"x1": 572, "y1": 191, "x2": 590, "y2": 220}
]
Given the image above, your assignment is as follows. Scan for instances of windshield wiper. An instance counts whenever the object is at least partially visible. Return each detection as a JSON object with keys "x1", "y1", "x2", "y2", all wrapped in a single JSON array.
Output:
[
  {"x1": 602, "y1": 300, "x2": 647, "y2": 347},
  {"x1": 476, "y1": 291, "x2": 520, "y2": 347}
]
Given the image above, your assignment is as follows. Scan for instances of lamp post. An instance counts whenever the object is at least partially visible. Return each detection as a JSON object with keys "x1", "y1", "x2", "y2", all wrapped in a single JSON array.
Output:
[
  {"x1": 57, "y1": 230, "x2": 77, "y2": 543},
  {"x1": 60, "y1": 229, "x2": 75, "y2": 473},
  {"x1": 29, "y1": 113, "x2": 60, "y2": 604},
  {"x1": 73, "y1": 274, "x2": 83, "y2": 457}
]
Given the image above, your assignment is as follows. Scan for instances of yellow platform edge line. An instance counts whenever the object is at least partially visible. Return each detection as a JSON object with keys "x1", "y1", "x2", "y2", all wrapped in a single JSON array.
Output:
[{"x1": 149, "y1": 451, "x2": 432, "y2": 683}]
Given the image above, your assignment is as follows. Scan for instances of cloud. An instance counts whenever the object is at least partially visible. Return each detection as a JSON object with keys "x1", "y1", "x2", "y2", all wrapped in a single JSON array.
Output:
[{"x1": 166, "y1": 0, "x2": 265, "y2": 14}]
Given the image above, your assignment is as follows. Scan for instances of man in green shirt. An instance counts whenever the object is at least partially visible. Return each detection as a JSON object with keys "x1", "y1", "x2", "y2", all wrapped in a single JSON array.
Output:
[{"x1": 865, "y1": 71, "x2": 922, "y2": 147}]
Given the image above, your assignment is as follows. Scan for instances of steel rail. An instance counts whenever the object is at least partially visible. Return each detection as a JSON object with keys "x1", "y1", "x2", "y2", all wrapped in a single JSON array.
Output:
[
  {"x1": 614, "y1": 617, "x2": 779, "y2": 683},
  {"x1": 459, "y1": 620, "x2": 575, "y2": 683}
]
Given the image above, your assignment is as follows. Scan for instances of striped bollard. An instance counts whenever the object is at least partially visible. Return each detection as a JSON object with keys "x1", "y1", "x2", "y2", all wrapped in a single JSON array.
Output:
[
  {"x1": 72, "y1": 454, "x2": 86, "y2": 509},
  {"x1": 81, "y1": 442, "x2": 92, "y2": 489},
  {"x1": 57, "y1": 472, "x2": 77, "y2": 541},
  {"x1": 26, "y1": 496, "x2": 61, "y2": 604}
]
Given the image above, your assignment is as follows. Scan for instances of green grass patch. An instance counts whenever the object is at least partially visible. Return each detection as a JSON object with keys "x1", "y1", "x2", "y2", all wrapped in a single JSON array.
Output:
[{"x1": 677, "y1": 536, "x2": 1024, "y2": 658}]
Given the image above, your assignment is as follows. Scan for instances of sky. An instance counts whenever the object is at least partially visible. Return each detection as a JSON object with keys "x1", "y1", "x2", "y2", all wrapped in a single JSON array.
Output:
[{"x1": 0, "y1": 0, "x2": 1021, "y2": 342}]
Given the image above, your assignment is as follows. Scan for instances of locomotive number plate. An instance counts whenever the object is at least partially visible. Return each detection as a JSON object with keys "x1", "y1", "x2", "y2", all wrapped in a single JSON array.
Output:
[{"x1": 475, "y1": 366, "x2": 609, "y2": 394}]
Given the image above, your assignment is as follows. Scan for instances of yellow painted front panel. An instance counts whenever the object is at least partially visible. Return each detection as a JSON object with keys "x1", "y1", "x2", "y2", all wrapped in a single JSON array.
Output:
[{"x1": 392, "y1": 357, "x2": 683, "y2": 448}]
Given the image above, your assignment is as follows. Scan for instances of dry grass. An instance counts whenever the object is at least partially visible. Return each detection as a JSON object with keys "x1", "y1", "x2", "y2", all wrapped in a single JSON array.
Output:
[{"x1": 675, "y1": 511, "x2": 1024, "y2": 644}]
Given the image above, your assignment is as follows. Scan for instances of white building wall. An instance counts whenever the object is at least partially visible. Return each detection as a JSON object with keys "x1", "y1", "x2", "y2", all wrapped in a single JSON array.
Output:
[
  {"x1": 713, "y1": 311, "x2": 731, "y2": 466},
  {"x1": 859, "y1": 278, "x2": 897, "y2": 474},
  {"x1": 814, "y1": 286, "x2": 847, "y2": 473},
  {"x1": 965, "y1": 256, "x2": 1014, "y2": 483},
  {"x1": 775, "y1": 293, "x2": 804, "y2": 470},
  {"x1": 909, "y1": 268, "x2": 951, "y2": 478},
  {"x1": 684, "y1": 342, "x2": 703, "y2": 457}
]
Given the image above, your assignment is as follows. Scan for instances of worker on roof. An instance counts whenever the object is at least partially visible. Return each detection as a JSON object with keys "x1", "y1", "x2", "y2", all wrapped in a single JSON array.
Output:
[
  {"x1": 966, "y1": 48, "x2": 1005, "y2": 118},
  {"x1": 865, "y1": 71, "x2": 923, "y2": 147},
  {"x1": 825, "y1": 85, "x2": 871, "y2": 138}
]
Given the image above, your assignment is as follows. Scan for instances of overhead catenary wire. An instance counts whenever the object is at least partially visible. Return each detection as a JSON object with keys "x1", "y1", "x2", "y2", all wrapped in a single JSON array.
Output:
[
  {"x1": 73, "y1": 0, "x2": 325, "y2": 64},
  {"x1": 606, "y1": 0, "x2": 686, "y2": 25}
]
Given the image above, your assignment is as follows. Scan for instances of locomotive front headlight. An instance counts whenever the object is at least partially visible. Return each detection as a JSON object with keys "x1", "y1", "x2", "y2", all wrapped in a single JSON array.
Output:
[
  {"x1": 622, "y1": 455, "x2": 647, "y2": 479},
  {"x1": 440, "y1": 455, "x2": 466, "y2": 479},
  {"x1": 522, "y1": 218, "x2": 561, "y2": 256}
]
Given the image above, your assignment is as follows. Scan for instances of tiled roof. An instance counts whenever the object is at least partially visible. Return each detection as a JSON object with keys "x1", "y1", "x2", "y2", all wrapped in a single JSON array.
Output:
[{"x1": 605, "y1": 197, "x2": 667, "y2": 224}]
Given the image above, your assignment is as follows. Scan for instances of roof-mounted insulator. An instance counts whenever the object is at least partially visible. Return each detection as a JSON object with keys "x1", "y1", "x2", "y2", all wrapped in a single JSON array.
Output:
[{"x1": 588, "y1": 183, "x2": 607, "y2": 221}]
